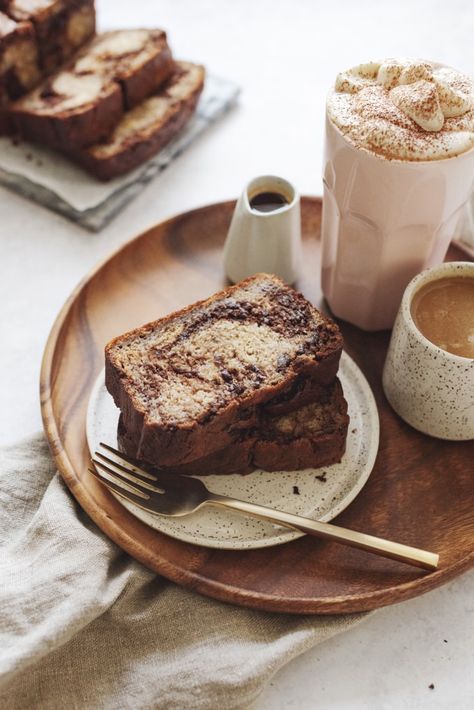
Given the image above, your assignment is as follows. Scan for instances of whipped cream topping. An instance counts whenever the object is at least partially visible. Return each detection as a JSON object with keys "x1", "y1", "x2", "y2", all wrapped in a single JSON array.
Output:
[{"x1": 327, "y1": 59, "x2": 474, "y2": 160}]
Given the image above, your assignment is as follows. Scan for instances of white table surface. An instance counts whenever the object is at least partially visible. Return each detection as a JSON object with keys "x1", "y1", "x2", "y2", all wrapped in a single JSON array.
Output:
[{"x1": 1, "y1": 0, "x2": 473, "y2": 707}]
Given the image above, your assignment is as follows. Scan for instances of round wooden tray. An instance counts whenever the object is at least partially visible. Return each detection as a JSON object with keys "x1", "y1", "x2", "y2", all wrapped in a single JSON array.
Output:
[{"x1": 41, "y1": 198, "x2": 474, "y2": 615}]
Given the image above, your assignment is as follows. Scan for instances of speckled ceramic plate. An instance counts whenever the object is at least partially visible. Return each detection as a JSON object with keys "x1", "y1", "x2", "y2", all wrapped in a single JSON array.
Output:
[{"x1": 86, "y1": 351, "x2": 379, "y2": 550}]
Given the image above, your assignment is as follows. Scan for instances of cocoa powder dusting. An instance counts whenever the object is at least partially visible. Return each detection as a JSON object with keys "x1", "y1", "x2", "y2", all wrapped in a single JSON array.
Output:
[{"x1": 327, "y1": 59, "x2": 474, "y2": 161}]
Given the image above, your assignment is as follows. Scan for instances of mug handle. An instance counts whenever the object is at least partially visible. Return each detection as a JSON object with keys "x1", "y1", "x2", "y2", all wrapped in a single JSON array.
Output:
[{"x1": 452, "y1": 194, "x2": 474, "y2": 257}]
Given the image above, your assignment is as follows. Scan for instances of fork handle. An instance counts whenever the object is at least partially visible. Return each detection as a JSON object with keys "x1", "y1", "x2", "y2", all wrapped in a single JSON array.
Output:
[{"x1": 208, "y1": 494, "x2": 439, "y2": 571}]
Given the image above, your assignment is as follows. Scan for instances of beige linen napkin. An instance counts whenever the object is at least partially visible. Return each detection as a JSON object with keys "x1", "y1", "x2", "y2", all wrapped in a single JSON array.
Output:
[{"x1": 0, "y1": 434, "x2": 368, "y2": 710}]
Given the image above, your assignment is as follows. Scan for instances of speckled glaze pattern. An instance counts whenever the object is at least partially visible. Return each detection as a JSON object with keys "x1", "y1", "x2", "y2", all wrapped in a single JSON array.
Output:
[
  {"x1": 87, "y1": 351, "x2": 379, "y2": 550},
  {"x1": 383, "y1": 261, "x2": 474, "y2": 440}
]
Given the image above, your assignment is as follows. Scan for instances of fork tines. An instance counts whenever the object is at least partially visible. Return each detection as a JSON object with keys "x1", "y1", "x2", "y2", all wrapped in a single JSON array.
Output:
[
  {"x1": 99, "y1": 443, "x2": 157, "y2": 480},
  {"x1": 90, "y1": 443, "x2": 165, "y2": 501}
]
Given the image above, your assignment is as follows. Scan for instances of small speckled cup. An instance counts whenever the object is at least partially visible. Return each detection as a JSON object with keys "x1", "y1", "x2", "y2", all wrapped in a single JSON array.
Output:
[{"x1": 382, "y1": 261, "x2": 474, "y2": 440}]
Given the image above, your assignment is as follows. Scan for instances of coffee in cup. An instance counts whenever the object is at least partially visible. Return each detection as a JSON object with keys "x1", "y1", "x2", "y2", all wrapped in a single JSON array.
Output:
[{"x1": 411, "y1": 276, "x2": 474, "y2": 358}]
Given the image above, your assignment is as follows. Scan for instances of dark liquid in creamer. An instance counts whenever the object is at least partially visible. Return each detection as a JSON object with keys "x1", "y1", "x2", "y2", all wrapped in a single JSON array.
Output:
[
  {"x1": 249, "y1": 191, "x2": 289, "y2": 212},
  {"x1": 411, "y1": 276, "x2": 474, "y2": 358}
]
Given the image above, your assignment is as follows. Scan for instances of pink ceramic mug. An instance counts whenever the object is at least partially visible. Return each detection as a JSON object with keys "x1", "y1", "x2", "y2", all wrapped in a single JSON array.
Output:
[{"x1": 321, "y1": 116, "x2": 474, "y2": 331}]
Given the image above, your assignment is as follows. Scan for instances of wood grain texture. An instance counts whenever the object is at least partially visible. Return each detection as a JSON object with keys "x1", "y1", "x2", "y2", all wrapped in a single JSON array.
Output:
[{"x1": 40, "y1": 198, "x2": 474, "y2": 614}]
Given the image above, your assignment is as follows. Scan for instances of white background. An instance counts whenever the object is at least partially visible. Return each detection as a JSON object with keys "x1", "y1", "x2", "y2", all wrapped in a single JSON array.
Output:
[{"x1": 1, "y1": 1, "x2": 473, "y2": 707}]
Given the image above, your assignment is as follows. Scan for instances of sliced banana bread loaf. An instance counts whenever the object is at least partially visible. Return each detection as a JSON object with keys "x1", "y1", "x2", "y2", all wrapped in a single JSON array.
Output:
[
  {"x1": 106, "y1": 274, "x2": 344, "y2": 467},
  {"x1": 69, "y1": 61, "x2": 204, "y2": 180},
  {"x1": 118, "y1": 378, "x2": 349, "y2": 475},
  {"x1": 9, "y1": 28, "x2": 174, "y2": 148}
]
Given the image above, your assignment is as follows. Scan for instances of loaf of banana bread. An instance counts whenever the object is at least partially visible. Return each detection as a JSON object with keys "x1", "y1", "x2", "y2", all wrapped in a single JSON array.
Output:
[
  {"x1": 9, "y1": 28, "x2": 174, "y2": 148},
  {"x1": 69, "y1": 60, "x2": 204, "y2": 180},
  {"x1": 117, "y1": 378, "x2": 349, "y2": 475},
  {"x1": 105, "y1": 274, "x2": 344, "y2": 467},
  {"x1": 2, "y1": 0, "x2": 95, "y2": 73}
]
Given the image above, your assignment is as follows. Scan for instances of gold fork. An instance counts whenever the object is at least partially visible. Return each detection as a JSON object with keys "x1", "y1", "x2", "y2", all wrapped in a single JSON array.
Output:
[{"x1": 90, "y1": 443, "x2": 439, "y2": 571}]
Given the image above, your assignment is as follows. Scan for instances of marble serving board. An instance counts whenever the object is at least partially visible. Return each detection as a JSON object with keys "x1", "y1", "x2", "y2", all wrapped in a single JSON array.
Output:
[{"x1": 0, "y1": 74, "x2": 239, "y2": 231}]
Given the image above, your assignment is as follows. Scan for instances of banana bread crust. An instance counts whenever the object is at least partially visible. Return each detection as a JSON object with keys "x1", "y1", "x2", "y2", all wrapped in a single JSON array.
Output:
[{"x1": 106, "y1": 274, "x2": 344, "y2": 467}]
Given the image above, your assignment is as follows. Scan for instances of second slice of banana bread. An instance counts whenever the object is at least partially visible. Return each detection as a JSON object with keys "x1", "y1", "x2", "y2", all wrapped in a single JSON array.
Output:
[
  {"x1": 117, "y1": 378, "x2": 349, "y2": 475},
  {"x1": 69, "y1": 61, "x2": 205, "y2": 180}
]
